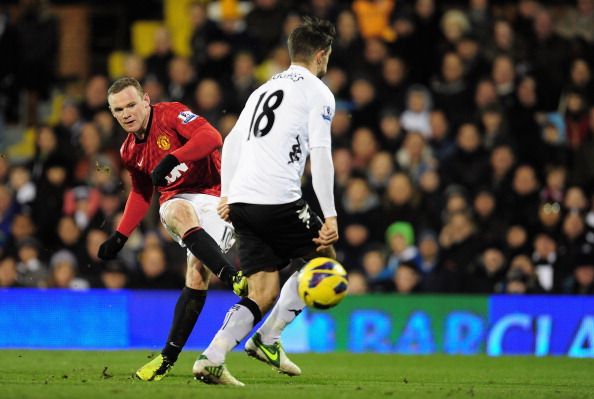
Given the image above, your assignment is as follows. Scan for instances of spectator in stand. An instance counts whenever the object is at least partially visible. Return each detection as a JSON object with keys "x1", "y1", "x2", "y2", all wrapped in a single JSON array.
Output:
[
  {"x1": 455, "y1": 32, "x2": 489, "y2": 87},
  {"x1": 15, "y1": 0, "x2": 58, "y2": 126},
  {"x1": 491, "y1": 54, "x2": 516, "y2": 112},
  {"x1": 55, "y1": 216, "x2": 85, "y2": 260},
  {"x1": 572, "y1": 106, "x2": 594, "y2": 187},
  {"x1": 417, "y1": 168, "x2": 442, "y2": 232},
  {"x1": 385, "y1": 221, "x2": 421, "y2": 274},
  {"x1": 123, "y1": 53, "x2": 146, "y2": 83},
  {"x1": 367, "y1": 151, "x2": 394, "y2": 197},
  {"x1": 378, "y1": 56, "x2": 408, "y2": 112},
  {"x1": 48, "y1": 249, "x2": 89, "y2": 289},
  {"x1": 393, "y1": 261, "x2": 421, "y2": 293},
  {"x1": 528, "y1": 8, "x2": 572, "y2": 111},
  {"x1": 378, "y1": 110, "x2": 404, "y2": 154},
  {"x1": 563, "y1": 251, "x2": 594, "y2": 295},
  {"x1": 346, "y1": 271, "x2": 368, "y2": 295},
  {"x1": 563, "y1": 88, "x2": 590, "y2": 150},
  {"x1": 132, "y1": 244, "x2": 184, "y2": 290},
  {"x1": 507, "y1": 165, "x2": 541, "y2": 232},
  {"x1": 486, "y1": 19, "x2": 527, "y2": 63},
  {"x1": 505, "y1": 224, "x2": 531, "y2": 259},
  {"x1": 480, "y1": 104, "x2": 511, "y2": 150},
  {"x1": 536, "y1": 201, "x2": 562, "y2": 238},
  {"x1": 383, "y1": 172, "x2": 418, "y2": 226},
  {"x1": 330, "y1": 9, "x2": 364, "y2": 75},
  {"x1": 395, "y1": 131, "x2": 435, "y2": 183},
  {"x1": 566, "y1": 58, "x2": 593, "y2": 104},
  {"x1": 428, "y1": 109, "x2": 455, "y2": 162},
  {"x1": 466, "y1": 244, "x2": 508, "y2": 293},
  {"x1": 349, "y1": 76, "x2": 380, "y2": 130},
  {"x1": 245, "y1": 0, "x2": 288, "y2": 56},
  {"x1": 350, "y1": 127, "x2": 379, "y2": 173},
  {"x1": 192, "y1": 78, "x2": 225, "y2": 127},
  {"x1": 0, "y1": 256, "x2": 19, "y2": 287},
  {"x1": 166, "y1": 56, "x2": 195, "y2": 104},
  {"x1": 400, "y1": 84, "x2": 432, "y2": 137},
  {"x1": 225, "y1": 52, "x2": 259, "y2": 114},
  {"x1": 564, "y1": 186, "x2": 588, "y2": 213},
  {"x1": 80, "y1": 228, "x2": 108, "y2": 283},
  {"x1": 8, "y1": 165, "x2": 36, "y2": 209},
  {"x1": 145, "y1": 27, "x2": 175, "y2": 87},
  {"x1": 361, "y1": 246, "x2": 393, "y2": 292},
  {"x1": 338, "y1": 177, "x2": 383, "y2": 269},
  {"x1": 352, "y1": 0, "x2": 395, "y2": 41},
  {"x1": 54, "y1": 100, "x2": 84, "y2": 148},
  {"x1": 473, "y1": 188, "x2": 506, "y2": 245},
  {"x1": 558, "y1": 211, "x2": 588, "y2": 278},
  {"x1": 555, "y1": 0, "x2": 594, "y2": 48},
  {"x1": 431, "y1": 52, "x2": 472, "y2": 130},
  {"x1": 100, "y1": 259, "x2": 129, "y2": 290},
  {"x1": 438, "y1": 211, "x2": 480, "y2": 292},
  {"x1": 189, "y1": 2, "x2": 222, "y2": 70},
  {"x1": 79, "y1": 75, "x2": 109, "y2": 122},
  {"x1": 505, "y1": 254, "x2": 543, "y2": 294},
  {"x1": 417, "y1": 229, "x2": 440, "y2": 278},
  {"x1": 541, "y1": 165, "x2": 566, "y2": 204},
  {"x1": 15, "y1": 237, "x2": 47, "y2": 287},
  {"x1": 440, "y1": 123, "x2": 489, "y2": 194},
  {"x1": 531, "y1": 232, "x2": 560, "y2": 292}
]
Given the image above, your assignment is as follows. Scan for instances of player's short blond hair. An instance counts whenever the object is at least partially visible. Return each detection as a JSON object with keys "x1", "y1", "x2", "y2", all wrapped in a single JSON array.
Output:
[{"x1": 107, "y1": 77, "x2": 144, "y2": 98}]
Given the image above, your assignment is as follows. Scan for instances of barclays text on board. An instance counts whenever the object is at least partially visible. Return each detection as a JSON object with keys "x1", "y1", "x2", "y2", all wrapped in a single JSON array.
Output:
[{"x1": 0, "y1": 289, "x2": 592, "y2": 357}]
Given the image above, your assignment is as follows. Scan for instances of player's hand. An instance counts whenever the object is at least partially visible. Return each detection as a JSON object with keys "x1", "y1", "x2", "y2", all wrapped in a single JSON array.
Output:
[
  {"x1": 151, "y1": 154, "x2": 179, "y2": 186},
  {"x1": 98, "y1": 231, "x2": 128, "y2": 260},
  {"x1": 313, "y1": 216, "x2": 339, "y2": 251},
  {"x1": 217, "y1": 196, "x2": 230, "y2": 222}
]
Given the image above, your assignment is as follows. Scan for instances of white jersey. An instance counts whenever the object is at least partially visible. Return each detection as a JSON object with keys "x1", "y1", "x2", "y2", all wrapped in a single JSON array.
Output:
[{"x1": 224, "y1": 65, "x2": 335, "y2": 205}]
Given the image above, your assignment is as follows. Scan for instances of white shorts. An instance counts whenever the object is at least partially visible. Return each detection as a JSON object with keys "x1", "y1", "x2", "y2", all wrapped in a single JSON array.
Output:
[{"x1": 159, "y1": 193, "x2": 235, "y2": 254}]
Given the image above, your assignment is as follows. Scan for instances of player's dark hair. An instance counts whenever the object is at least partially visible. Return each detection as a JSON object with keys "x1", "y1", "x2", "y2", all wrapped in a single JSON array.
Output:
[
  {"x1": 288, "y1": 16, "x2": 336, "y2": 63},
  {"x1": 107, "y1": 77, "x2": 144, "y2": 98}
]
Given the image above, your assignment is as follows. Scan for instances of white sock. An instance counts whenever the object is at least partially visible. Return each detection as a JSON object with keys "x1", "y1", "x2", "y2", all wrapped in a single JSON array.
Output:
[
  {"x1": 203, "y1": 303, "x2": 256, "y2": 364},
  {"x1": 257, "y1": 271, "x2": 305, "y2": 345}
]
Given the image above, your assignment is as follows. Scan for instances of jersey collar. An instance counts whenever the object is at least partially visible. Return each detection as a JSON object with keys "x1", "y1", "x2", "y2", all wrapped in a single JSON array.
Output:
[{"x1": 289, "y1": 64, "x2": 313, "y2": 76}]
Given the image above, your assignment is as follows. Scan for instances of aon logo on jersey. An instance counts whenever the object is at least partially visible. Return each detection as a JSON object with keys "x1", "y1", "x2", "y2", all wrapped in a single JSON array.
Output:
[{"x1": 165, "y1": 163, "x2": 189, "y2": 184}]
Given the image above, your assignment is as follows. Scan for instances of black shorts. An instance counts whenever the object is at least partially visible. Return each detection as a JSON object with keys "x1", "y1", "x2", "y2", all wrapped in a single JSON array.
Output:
[{"x1": 229, "y1": 199, "x2": 323, "y2": 276}]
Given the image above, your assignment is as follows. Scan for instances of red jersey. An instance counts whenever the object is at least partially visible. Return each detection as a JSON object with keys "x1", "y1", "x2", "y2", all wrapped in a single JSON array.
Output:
[{"x1": 116, "y1": 102, "x2": 222, "y2": 237}]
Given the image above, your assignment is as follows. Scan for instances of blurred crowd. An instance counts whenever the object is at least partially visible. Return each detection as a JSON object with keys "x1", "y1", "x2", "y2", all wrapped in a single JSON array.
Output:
[{"x1": 0, "y1": 0, "x2": 594, "y2": 295}]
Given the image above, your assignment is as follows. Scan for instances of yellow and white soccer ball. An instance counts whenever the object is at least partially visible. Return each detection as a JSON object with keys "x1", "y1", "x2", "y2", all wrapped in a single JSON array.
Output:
[{"x1": 298, "y1": 257, "x2": 348, "y2": 309}]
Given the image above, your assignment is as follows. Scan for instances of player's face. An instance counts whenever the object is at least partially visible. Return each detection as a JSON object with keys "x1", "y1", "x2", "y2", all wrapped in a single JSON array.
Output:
[
  {"x1": 316, "y1": 47, "x2": 332, "y2": 78},
  {"x1": 108, "y1": 86, "x2": 151, "y2": 134}
]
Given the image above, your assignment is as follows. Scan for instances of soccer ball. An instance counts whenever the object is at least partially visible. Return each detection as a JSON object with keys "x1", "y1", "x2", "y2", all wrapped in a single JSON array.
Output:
[{"x1": 298, "y1": 257, "x2": 348, "y2": 309}]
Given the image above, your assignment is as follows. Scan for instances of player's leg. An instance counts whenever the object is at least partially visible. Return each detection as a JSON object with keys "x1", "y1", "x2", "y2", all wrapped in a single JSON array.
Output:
[
  {"x1": 192, "y1": 269, "x2": 280, "y2": 386},
  {"x1": 159, "y1": 197, "x2": 246, "y2": 295},
  {"x1": 246, "y1": 200, "x2": 332, "y2": 375},
  {"x1": 136, "y1": 255, "x2": 210, "y2": 381},
  {"x1": 250, "y1": 248, "x2": 336, "y2": 353}
]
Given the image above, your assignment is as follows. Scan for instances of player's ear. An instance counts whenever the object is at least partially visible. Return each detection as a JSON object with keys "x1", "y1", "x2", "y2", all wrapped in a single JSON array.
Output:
[
  {"x1": 143, "y1": 92, "x2": 151, "y2": 106},
  {"x1": 315, "y1": 49, "x2": 325, "y2": 65}
]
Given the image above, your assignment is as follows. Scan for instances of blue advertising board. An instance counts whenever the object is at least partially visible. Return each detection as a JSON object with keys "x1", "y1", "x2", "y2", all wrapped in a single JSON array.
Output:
[{"x1": 0, "y1": 289, "x2": 592, "y2": 357}]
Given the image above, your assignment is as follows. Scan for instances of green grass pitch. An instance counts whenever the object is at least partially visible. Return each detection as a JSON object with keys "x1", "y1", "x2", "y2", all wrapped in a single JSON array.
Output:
[{"x1": 1, "y1": 350, "x2": 593, "y2": 399}]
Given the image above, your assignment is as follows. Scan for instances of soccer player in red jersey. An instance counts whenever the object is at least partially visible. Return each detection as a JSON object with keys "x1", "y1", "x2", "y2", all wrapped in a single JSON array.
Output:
[{"x1": 97, "y1": 77, "x2": 247, "y2": 381}]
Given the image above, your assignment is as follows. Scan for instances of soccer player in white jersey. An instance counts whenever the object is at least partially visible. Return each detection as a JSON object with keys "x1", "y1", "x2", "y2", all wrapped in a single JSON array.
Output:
[{"x1": 193, "y1": 17, "x2": 339, "y2": 386}]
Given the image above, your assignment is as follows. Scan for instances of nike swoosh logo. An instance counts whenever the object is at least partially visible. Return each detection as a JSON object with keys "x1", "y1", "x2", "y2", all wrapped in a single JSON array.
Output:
[
  {"x1": 260, "y1": 345, "x2": 279, "y2": 362},
  {"x1": 137, "y1": 155, "x2": 144, "y2": 167}
]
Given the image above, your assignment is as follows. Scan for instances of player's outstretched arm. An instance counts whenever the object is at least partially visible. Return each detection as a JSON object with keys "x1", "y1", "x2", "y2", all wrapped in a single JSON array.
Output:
[
  {"x1": 310, "y1": 146, "x2": 339, "y2": 251},
  {"x1": 98, "y1": 171, "x2": 153, "y2": 260}
]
